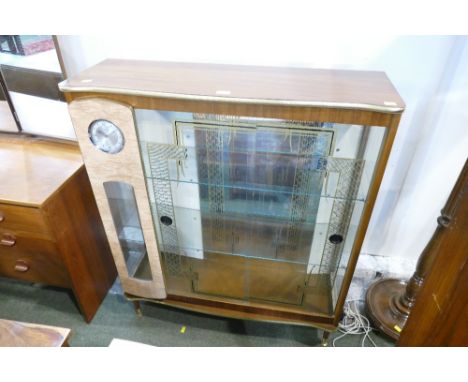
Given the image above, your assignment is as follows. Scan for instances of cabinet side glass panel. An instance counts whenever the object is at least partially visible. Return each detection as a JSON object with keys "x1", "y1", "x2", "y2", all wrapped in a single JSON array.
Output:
[
  {"x1": 330, "y1": 125, "x2": 386, "y2": 309},
  {"x1": 103, "y1": 181, "x2": 152, "y2": 280},
  {"x1": 135, "y1": 110, "x2": 385, "y2": 315}
]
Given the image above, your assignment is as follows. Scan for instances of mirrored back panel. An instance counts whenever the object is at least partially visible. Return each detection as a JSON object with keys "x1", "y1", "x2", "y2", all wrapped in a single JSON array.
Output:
[{"x1": 135, "y1": 110, "x2": 385, "y2": 315}]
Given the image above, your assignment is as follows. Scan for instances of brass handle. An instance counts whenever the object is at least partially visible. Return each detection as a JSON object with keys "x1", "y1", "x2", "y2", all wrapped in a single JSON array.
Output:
[
  {"x1": 1, "y1": 234, "x2": 16, "y2": 246},
  {"x1": 14, "y1": 260, "x2": 29, "y2": 273}
]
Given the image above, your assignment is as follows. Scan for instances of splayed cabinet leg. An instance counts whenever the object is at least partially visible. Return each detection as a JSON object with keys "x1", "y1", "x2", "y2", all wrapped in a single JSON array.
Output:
[
  {"x1": 133, "y1": 301, "x2": 143, "y2": 317},
  {"x1": 321, "y1": 331, "x2": 331, "y2": 346},
  {"x1": 321, "y1": 330, "x2": 331, "y2": 346}
]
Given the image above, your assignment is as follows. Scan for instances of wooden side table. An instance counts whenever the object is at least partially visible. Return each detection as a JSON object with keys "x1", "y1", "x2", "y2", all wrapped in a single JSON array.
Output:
[
  {"x1": 0, "y1": 134, "x2": 117, "y2": 322},
  {"x1": 0, "y1": 319, "x2": 71, "y2": 347}
]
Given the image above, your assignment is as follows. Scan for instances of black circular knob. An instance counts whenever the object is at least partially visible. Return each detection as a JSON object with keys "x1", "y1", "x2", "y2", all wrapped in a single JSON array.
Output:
[
  {"x1": 160, "y1": 216, "x2": 173, "y2": 226},
  {"x1": 329, "y1": 234, "x2": 343, "y2": 244}
]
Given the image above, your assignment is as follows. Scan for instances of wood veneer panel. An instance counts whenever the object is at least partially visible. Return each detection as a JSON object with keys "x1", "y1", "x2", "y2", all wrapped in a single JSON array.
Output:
[
  {"x1": 60, "y1": 59, "x2": 405, "y2": 112},
  {"x1": 0, "y1": 233, "x2": 70, "y2": 287},
  {"x1": 0, "y1": 134, "x2": 82, "y2": 207},
  {"x1": 128, "y1": 293, "x2": 335, "y2": 330},
  {"x1": 67, "y1": 98, "x2": 166, "y2": 300},
  {"x1": 42, "y1": 166, "x2": 117, "y2": 322},
  {"x1": 65, "y1": 92, "x2": 394, "y2": 126},
  {"x1": 0, "y1": 319, "x2": 71, "y2": 347},
  {"x1": 0, "y1": 203, "x2": 53, "y2": 240}
]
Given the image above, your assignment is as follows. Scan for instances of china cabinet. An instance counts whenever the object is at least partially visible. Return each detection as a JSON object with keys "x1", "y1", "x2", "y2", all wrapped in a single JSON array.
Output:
[{"x1": 61, "y1": 59, "x2": 404, "y2": 342}]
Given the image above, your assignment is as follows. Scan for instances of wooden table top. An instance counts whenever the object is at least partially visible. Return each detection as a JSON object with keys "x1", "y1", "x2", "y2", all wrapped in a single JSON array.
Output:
[
  {"x1": 60, "y1": 59, "x2": 405, "y2": 113},
  {"x1": 0, "y1": 134, "x2": 83, "y2": 207},
  {"x1": 0, "y1": 319, "x2": 71, "y2": 347}
]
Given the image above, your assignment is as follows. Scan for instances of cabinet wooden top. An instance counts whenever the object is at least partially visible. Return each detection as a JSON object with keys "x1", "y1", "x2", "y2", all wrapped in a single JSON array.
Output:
[
  {"x1": 0, "y1": 134, "x2": 83, "y2": 207},
  {"x1": 60, "y1": 59, "x2": 405, "y2": 113}
]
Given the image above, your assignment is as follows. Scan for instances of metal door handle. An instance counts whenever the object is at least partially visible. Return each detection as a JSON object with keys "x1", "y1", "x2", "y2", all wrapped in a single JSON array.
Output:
[
  {"x1": 1, "y1": 234, "x2": 16, "y2": 246},
  {"x1": 14, "y1": 260, "x2": 29, "y2": 272}
]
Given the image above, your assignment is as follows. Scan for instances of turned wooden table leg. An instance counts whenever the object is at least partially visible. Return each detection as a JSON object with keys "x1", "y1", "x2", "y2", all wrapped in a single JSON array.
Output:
[
  {"x1": 321, "y1": 331, "x2": 331, "y2": 346},
  {"x1": 133, "y1": 300, "x2": 143, "y2": 317}
]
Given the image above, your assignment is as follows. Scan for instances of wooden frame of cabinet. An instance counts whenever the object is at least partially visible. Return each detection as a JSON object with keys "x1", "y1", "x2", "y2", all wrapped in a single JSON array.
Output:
[{"x1": 61, "y1": 59, "x2": 404, "y2": 338}]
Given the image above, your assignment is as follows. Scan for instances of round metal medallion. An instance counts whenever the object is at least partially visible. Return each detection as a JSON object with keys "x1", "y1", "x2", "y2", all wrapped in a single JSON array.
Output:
[{"x1": 88, "y1": 119, "x2": 125, "y2": 154}]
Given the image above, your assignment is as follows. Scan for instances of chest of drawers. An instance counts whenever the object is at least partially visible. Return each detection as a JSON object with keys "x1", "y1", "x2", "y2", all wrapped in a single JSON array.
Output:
[{"x1": 0, "y1": 134, "x2": 117, "y2": 322}]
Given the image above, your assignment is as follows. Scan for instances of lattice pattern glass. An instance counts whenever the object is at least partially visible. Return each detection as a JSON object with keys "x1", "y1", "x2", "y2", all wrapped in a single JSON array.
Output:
[{"x1": 135, "y1": 110, "x2": 385, "y2": 315}]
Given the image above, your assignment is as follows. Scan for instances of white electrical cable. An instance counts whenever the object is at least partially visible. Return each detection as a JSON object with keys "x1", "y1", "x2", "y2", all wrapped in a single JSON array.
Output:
[{"x1": 332, "y1": 299, "x2": 377, "y2": 347}]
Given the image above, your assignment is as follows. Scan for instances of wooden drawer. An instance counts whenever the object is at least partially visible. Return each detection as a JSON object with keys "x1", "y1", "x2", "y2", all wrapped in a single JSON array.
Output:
[
  {"x1": 0, "y1": 231, "x2": 70, "y2": 288},
  {"x1": 0, "y1": 203, "x2": 53, "y2": 240}
]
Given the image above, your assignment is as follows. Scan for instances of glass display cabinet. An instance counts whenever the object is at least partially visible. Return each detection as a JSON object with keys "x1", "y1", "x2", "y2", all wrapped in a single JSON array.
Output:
[{"x1": 61, "y1": 60, "x2": 404, "y2": 344}]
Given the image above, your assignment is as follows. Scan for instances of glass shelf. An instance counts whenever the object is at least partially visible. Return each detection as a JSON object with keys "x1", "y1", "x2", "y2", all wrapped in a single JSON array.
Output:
[
  {"x1": 149, "y1": 200, "x2": 363, "y2": 266},
  {"x1": 140, "y1": 142, "x2": 374, "y2": 203},
  {"x1": 134, "y1": 109, "x2": 385, "y2": 312},
  {"x1": 146, "y1": 175, "x2": 366, "y2": 203}
]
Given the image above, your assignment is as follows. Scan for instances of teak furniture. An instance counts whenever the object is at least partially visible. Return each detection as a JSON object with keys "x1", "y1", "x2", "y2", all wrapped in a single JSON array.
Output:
[
  {"x1": 0, "y1": 319, "x2": 71, "y2": 347},
  {"x1": 61, "y1": 59, "x2": 405, "y2": 343},
  {"x1": 0, "y1": 134, "x2": 117, "y2": 322}
]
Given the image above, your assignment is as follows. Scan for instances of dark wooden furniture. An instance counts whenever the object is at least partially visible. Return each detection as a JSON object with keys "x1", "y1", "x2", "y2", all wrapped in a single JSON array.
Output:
[
  {"x1": 366, "y1": 159, "x2": 467, "y2": 342},
  {"x1": 0, "y1": 319, "x2": 71, "y2": 346},
  {"x1": 396, "y1": 160, "x2": 468, "y2": 346},
  {"x1": 61, "y1": 59, "x2": 404, "y2": 343},
  {"x1": 0, "y1": 134, "x2": 117, "y2": 322}
]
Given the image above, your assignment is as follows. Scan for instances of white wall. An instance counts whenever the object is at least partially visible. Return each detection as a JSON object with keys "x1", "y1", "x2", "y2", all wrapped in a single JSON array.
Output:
[
  {"x1": 0, "y1": 101, "x2": 18, "y2": 132},
  {"x1": 9, "y1": 92, "x2": 76, "y2": 139},
  {"x1": 371, "y1": 38, "x2": 468, "y2": 259},
  {"x1": 56, "y1": 35, "x2": 468, "y2": 264}
]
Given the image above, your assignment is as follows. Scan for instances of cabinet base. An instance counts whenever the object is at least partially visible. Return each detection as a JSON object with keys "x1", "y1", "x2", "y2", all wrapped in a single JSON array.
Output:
[{"x1": 125, "y1": 293, "x2": 337, "y2": 333}]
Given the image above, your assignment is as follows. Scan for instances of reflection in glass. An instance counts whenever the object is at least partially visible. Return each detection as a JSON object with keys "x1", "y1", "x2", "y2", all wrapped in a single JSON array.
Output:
[
  {"x1": 0, "y1": 35, "x2": 54, "y2": 56},
  {"x1": 0, "y1": 35, "x2": 74, "y2": 139},
  {"x1": 104, "y1": 181, "x2": 152, "y2": 280},
  {"x1": 136, "y1": 110, "x2": 385, "y2": 315}
]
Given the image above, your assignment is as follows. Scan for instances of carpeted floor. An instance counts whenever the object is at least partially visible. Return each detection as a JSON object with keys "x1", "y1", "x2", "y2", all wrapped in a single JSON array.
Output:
[{"x1": 0, "y1": 278, "x2": 394, "y2": 347}]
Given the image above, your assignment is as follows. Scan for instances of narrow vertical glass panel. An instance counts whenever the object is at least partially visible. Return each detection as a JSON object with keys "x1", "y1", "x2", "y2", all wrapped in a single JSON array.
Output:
[
  {"x1": 103, "y1": 181, "x2": 152, "y2": 280},
  {"x1": 135, "y1": 109, "x2": 386, "y2": 316},
  {"x1": 328, "y1": 125, "x2": 387, "y2": 310}
]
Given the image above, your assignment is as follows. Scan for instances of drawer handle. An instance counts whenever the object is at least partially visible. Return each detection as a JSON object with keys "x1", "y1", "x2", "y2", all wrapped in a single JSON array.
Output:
[
  {"x1": 0, "y1": 213, "x2": 4, "y2": 222},
  {"x1": 14, "y1": 260, "x2": 29, "y2": 273},
  {"x1": 1, "y1": 234, "x2": 16, "y2": 246}
]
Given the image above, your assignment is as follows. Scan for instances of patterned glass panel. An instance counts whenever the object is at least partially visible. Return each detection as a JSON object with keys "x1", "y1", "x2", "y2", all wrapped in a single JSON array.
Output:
[{"x1": 136, "y1": 110, "x2": 385, "y2": 314}]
